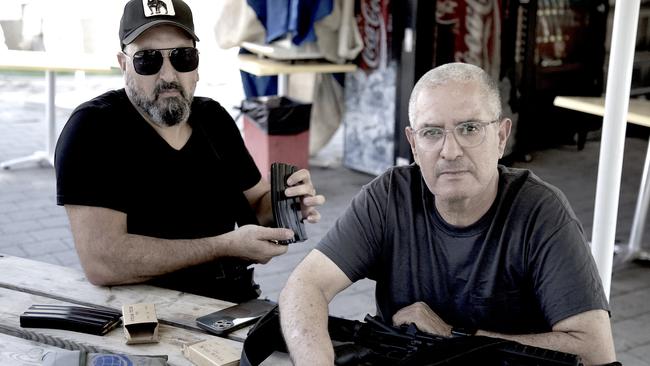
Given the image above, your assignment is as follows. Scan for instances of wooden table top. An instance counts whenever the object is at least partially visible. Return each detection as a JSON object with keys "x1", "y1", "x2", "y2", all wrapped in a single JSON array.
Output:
[
  {"x1": 0, "y1": 254, "x2": 287, "y2": 365},
  {"x1": 553, "y1": 96, "x2": 650, "y2": 128},
  {"x1": 238, "y1": 54, "x2": 357, "y2": 76},
  {"x1": 0, "y1": 50, "x2": 117, "y2": 73}
]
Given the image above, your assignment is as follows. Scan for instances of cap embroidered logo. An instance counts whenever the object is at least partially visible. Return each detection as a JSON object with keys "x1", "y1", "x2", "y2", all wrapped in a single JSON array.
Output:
[{"x1": 143, "y1": 0, "x2": 175, "y2": 17}]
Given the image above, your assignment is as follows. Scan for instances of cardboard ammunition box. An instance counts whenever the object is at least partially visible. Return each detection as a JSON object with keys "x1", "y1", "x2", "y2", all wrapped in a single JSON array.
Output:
[
  {"x1": 182, "y1": 338, "x2": 240, "y2": 366},
  {"x1": 121, "y1": 303, "x2": 159, "y2": 344}
]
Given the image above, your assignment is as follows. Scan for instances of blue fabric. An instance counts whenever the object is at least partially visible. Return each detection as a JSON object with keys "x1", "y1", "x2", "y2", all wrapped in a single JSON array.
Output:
[
  {"x1": 239, "y1": 1, "x2": 333, "y2": 97},
  {"x1": 239, "y1": 50, "x2": 278, "y2": 98},
  {"x1": 241, "y1": 71, "x2": 278, "y2": 98},
  {"x1": 246, "y1": 0, "x2": 333, "y2": 45}
]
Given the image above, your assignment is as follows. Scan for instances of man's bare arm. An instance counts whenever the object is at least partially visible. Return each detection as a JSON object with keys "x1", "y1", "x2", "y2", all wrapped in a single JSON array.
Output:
[
  {"x1": 279, "y1": 249, "x2": 352, "y2": 366},
  {"x1": 394, "y1": 302, "x2": 615, "y2": 365},
  {"x1": 65, "y1": 205, "x2": 292, "y2": 285},
  {"x1": 479, "y1": 309, "x2": 616, "y2": 365}
]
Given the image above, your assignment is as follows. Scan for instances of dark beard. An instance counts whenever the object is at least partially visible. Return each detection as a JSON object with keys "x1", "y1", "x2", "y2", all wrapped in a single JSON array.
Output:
[{"x1": 127, "y1": 79, "x2": 192, "y2": 127}]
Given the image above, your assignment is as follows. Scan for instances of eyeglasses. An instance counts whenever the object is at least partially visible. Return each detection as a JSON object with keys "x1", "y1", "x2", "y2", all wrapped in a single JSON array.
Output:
[
  {"x1": 123, "y1": 47, "x2": 199, "y2": 75},
  {"x1": 411, "y1": 119, "x2": 501, "y2": 151}
]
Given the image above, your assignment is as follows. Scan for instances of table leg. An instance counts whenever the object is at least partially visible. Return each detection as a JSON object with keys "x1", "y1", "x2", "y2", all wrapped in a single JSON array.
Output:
[
  {"x1": 45, "y1": 70, "x2": 56, "y2": 158},
  {"x1": 0, "y1": 71, "x2": 55, "y2": 170},
  {"x1": 616, "y1": 137, "x2": 650, "y2": 265},
  {"x1": 278, "y1": 74, "x2": 289, "y2": 96}
]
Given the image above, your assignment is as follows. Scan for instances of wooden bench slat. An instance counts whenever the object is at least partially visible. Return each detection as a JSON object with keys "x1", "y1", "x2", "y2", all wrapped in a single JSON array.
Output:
[{"x1": 0, "y1": 332, "x2": 63, "y2": 366}]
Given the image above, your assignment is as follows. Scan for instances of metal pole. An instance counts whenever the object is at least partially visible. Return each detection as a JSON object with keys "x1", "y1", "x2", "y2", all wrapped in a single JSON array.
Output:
[
  {"x1": 45, "y1": 70, "x2": 56, "y2": 161},
  {"x1": 591, "y1": 0, "x2": 641, "y2": 299},
  {"x1": 278, "y1": 74, "x2": 289, "y2": 96},
  {"x1": 627, "y1": 143, "x2": 650, "y2": 257}
]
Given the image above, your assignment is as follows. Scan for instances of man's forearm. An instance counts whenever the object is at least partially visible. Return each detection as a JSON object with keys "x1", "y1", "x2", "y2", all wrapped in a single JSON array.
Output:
[
  {"x1": 279, "y1": 281, "x2": 335, "y2": 366},
  {"x1": 78, "y1": 231, "x2": 232, "y2": 285},
  {"x1": 476, "y1": 328, "x2": 614, "y2": 365}
]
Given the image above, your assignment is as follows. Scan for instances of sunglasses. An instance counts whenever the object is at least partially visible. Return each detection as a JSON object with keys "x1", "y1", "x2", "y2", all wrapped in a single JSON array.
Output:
[{"x1": 125, "y1": 47, "x2": 199, "y2": 75}]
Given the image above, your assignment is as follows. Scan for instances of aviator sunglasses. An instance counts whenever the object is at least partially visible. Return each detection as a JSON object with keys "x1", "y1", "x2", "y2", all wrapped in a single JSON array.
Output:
[{"x1": 124, "y1": 47, "x2": 199, "y2": 75}]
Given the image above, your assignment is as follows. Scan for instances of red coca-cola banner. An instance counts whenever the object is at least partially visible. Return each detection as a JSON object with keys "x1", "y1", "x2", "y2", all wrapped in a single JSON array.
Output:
[
  {"x1": 356, "y1": 0, "x2": 392, "y2": 72},
  {"x1": 436, "y1": 0, "x2": 502, "y2": 78}
]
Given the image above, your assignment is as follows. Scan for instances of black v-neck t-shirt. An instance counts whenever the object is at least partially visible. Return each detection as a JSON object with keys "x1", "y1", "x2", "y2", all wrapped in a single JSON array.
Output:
[{"x1": 55, "y1": 89, "x2": 261, "y2": 239}]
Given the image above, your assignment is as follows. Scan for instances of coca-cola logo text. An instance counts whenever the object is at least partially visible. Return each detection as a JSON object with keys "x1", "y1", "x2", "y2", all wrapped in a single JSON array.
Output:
[{"x1": 359, "y1": 0, "x2": 385, "y2": 70}]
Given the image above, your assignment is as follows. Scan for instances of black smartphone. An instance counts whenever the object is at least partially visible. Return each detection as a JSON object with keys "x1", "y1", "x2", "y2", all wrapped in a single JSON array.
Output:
[{"x1": 195, "y1": 299, "x2": 276, "y2": 336}]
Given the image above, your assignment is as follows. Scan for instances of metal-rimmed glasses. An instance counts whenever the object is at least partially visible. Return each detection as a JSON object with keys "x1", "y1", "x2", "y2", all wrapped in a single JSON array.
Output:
[
  {"x1": 410, "y1": 119, "x2": 501, "y2": 151},
  {"x1": 122, "y1": 47, "x2": 199, "y2": 75}
]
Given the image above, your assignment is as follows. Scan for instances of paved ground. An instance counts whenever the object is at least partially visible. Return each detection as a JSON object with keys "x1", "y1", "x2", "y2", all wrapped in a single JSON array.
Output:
[{"x1": 1, "y1": 72, "x2": 650, "y2": 365}]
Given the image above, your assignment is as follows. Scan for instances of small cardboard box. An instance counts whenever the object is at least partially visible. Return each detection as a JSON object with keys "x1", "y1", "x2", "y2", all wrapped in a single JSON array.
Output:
[
  {"x1": 121, "y1": 303, "x2": 159, "y2": 344},
  {"x1": 182, "y1": 338, "x2": 240, "y2": 366}
]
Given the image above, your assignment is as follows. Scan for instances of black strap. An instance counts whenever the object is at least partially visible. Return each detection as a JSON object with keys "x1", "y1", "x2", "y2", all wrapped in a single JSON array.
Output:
[{"x1": 240, "y1": 306, "x2": 286, "y2": 366}]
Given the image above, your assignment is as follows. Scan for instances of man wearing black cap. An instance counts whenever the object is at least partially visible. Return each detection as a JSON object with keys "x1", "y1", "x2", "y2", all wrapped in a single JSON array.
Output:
[{"x1": 54, "y1": 0, "x2": 325, "y2": 303}]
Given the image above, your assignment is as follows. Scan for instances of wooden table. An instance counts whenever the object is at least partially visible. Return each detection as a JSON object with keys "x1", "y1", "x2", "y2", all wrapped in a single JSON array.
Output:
[
  {"x1": 237, "y1": 54, "x2": 356, "y2": 95},
  {"x1": 554, "y1": 96, "x2": 650, "y2": 127},
  {"x1": 0, "y1": 50, "x2": 117, "y2": 170},
  {"x1": 0, "y1": 332, "x2": 68, "y2": 366},
  {"x1": 554, "y1": 96, "x2": 650, "y2": 264},
  {"x1": 0, "y1": 254, "x2": 289, "y2": 365}
]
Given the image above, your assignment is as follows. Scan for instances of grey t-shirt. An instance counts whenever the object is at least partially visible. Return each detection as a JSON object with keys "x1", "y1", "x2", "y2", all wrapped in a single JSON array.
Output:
[{"x1": 317, "y1": 165, "x2": 608, "y2": 334}]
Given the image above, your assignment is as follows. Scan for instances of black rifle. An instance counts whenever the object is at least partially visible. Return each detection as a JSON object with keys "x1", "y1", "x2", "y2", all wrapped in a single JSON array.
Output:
[
  {"x1": 328, "y1": 315, "x2": 583, "y2": 366},
  {"x1": 240, "y1": 307, "x2": 585, "y2": 366}
]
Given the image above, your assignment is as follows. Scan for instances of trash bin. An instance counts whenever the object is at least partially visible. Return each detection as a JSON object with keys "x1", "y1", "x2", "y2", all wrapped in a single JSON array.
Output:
[{"x1": 241, "y1": 96, "x2": 311, "y2": 178}]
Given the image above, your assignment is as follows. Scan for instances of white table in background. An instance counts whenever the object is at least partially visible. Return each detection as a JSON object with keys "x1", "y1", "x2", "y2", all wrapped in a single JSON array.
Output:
[
  {"x1": 0, "y1": 50, "x2": 116, "y2": 169},
  {"x1": 554, "y1": 96, "x2": 650, "y2": 265},
  {"x1": 237, "y1": 53, "x2": 356, "y2": 95}
]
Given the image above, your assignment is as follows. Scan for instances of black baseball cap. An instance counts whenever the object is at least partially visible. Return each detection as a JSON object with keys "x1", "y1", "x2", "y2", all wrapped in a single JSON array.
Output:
[{"x1": 119, "y1": 0, "x2": 200, "y2": 48}]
